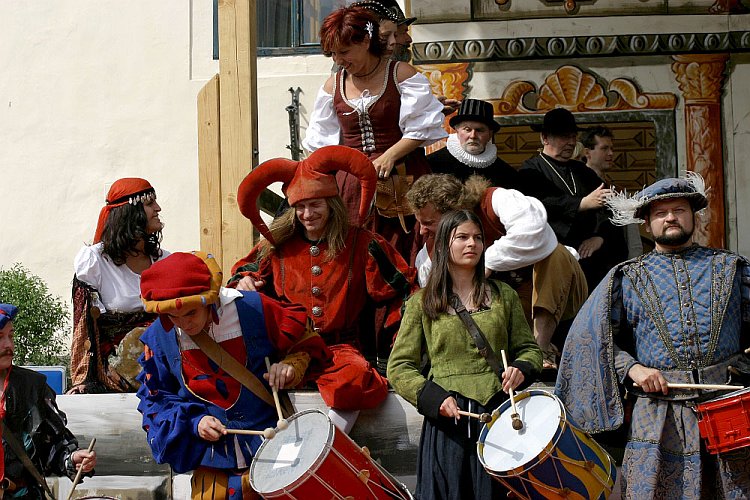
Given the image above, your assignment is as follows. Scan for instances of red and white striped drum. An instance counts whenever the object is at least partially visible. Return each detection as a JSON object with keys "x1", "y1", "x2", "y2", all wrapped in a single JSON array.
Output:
[{"x1": 249, "y1": 409, "x2": 412, "y2": 499}]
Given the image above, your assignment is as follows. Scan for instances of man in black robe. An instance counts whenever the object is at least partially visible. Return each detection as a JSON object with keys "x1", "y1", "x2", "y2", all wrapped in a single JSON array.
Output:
[{"x1": 518, "y1": 108, "x2": 625, "y2": 289}]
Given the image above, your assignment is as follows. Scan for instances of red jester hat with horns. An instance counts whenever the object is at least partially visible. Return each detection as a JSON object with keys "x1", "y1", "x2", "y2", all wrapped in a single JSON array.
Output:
[{"x1": 237, "y1": 145, "x2": 377, "y2": 244}]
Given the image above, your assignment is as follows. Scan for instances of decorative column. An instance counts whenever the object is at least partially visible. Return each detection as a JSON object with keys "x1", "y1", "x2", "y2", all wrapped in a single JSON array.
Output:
[
  {"x1": 671, "y1": 54, "x2": 729, "y2": 248},
  {"x1": 417, "y1": 63, "x2": 471, "y2": 154}
]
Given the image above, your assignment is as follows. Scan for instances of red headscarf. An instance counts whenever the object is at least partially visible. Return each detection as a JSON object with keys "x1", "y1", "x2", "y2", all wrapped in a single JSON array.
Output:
[{"x1": 93, "y1": 178, "x2": 155, "y2": 243}]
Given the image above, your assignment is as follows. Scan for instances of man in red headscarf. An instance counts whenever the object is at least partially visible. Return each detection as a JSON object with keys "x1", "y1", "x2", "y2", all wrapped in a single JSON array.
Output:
[{"x1": 229, "y1": 145, "x2": 417, "y2": 432}]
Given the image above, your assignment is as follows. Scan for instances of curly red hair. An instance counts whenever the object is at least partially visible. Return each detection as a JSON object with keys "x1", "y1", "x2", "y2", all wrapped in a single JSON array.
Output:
[{"x1": 320, "y1": 6, "x2": 384, "y2": 57}]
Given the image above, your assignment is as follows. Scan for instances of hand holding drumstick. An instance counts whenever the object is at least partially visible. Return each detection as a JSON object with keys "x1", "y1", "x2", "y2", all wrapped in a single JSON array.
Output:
[{"x1": 501, "y1": 350, "x2": 524, "y2": 431}]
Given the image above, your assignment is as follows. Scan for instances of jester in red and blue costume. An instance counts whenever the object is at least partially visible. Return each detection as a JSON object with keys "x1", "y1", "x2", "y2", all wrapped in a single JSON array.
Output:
[
  {"x1": 136, "y1": 252, "x2": 330, "y2": 500},
  {"x1": 229, "y1": 146, "x2": 417, "y2": 432}
]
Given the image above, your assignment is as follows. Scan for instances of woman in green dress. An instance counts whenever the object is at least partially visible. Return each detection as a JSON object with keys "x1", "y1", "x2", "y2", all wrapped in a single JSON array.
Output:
[{"x1": 388, "y1": 209, "x2": 542, "y2": 500}]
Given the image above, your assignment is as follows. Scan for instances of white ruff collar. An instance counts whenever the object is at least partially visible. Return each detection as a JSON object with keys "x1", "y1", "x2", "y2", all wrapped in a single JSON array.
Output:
[{"x1": 446, "y1": 134, "x2": 498, "y2": 169}]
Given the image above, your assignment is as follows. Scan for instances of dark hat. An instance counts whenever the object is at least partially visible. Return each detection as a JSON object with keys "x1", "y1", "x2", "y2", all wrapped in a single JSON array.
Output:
[
  {"x1": 372, "y1": 0, "x2": 417, "y2": 25},
  {"x1": 349, "y1": 1, "x2": 400, "y2": 23},
  {"x1": 0, "y1": 304, "x2": 18, "y2": 329},
  {"x1": 531, "y1": 108, "x2": 584, "y2": 135},
  {"x1": 606, "y1": 172, "x2": 708, "y2": 225},
  {"x1": 449, "y1": 99, "x2": 500, "y2": 133}
]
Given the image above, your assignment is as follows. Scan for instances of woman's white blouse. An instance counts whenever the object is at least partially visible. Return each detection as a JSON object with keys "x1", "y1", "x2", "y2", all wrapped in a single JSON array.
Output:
[
  {"x1": 302, "y1": 71, "x2": 447, "y2": 152},
  {"x1": 74, "y1": 242, "x2": 170, "y2": 313}
]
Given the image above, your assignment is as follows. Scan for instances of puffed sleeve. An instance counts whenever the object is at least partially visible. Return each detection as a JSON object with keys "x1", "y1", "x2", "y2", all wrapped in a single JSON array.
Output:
[
  {"x1": 398, "y1": 72, "x2": 448, "y2": 146},
  {"x1": 484, "y1": 188, "x2": 558, "y2": 272},
  {"x1": 136, "y1": 328, "x2": 210, "y2": 474},
  {"x1": 74, "y1": 245, "x2": 103, "y2": 291},
  {"x1": 302, "y1": 86, "x2": 340, "y2": 152}
]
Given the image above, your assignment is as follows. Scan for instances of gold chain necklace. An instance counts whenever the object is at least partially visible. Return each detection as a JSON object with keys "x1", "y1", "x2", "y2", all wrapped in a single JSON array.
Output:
[{"x1": 540, "y1": 154, "x2": 577, "y2": 195}]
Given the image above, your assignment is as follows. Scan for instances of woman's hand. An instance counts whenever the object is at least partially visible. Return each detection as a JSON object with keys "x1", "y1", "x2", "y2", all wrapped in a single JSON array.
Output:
[
  {"x1": 198, "y1": 415, "x2": 226, "y2": 441},
  {"x1": 71, "y1": 449, "x2": 97, "y2": 473},
  {"x1": 501, "y1": 366, "x2": 525, "y2": 394},
  {"x1": 373, "y1": 155, "x2": 396, "y2": 179},
  {"x1": 439, "y1": 396, "x2": 460, "y2": 419},
  {"x1": 236, "y1": 276, "x2": 264, "y2": 292},
  {"x1": 264, "y1": 362, "x2": 295, "y2": 390}
]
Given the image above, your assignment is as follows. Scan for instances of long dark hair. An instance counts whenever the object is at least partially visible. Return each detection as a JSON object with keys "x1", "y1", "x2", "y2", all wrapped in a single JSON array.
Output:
[
  {"x1": 101, "y1": 202, "x2": 162, "y2": 266},
  {"x1": 423, "y1": 210, "x2": 487, "y2": 320}
]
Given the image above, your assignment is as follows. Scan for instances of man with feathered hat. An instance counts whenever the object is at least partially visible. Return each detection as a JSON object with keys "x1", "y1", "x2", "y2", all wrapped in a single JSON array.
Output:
[
  {"x1": 228, "y1": 145, "x2": 417, "y2": 433},
  {"x1": 555, "y1": 173, "x2": 750, "y2": 498},
  {"x1": 135, "y1": 252, "x2": 330, "y2": 499}
]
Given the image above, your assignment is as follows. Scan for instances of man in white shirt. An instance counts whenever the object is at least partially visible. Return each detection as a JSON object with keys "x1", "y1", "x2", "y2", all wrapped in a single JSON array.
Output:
[{"x1": 406, "y1": 174, "x2": 588, "y2": 369}]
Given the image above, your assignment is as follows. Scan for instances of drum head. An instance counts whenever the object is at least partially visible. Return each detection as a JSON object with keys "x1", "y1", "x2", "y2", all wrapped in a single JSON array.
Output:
[
  {"x1": 479, "y1": 390, "x2": 563, "y2": 473},
  {"x1": 250, "y1": 409, "x2": 334, "y2": 494}
]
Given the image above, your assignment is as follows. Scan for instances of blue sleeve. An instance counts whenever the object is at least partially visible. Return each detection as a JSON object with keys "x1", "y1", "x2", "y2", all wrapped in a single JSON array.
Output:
[{"x1": 135, "y1": 326, "x2": 210, "y2": 474}]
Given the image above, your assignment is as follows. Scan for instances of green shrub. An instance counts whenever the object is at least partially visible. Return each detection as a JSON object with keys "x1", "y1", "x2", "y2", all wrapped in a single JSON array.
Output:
[{"x1": 0, "y1": 263, "x2": 68, "y2": 366}]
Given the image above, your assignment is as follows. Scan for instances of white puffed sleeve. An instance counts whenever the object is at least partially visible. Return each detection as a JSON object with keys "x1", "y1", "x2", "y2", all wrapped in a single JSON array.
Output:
[
  {"x1": 302, "y1": 86, "x2": 340, "y2": 152},
  {"x1": 484, "y1": 189, "x2": 559, "y2": 272},
  {"x1": 397, "y1": 73, "x2": 448, "y2": 146},
  {"x1": 74, "y1": 244, "x2": 104, "y2": 290}
]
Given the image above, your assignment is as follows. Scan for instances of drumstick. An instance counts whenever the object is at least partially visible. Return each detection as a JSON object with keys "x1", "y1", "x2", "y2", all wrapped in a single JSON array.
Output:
[
  {"x1": 500, "y1": 349, "x2": 523, "y2": 431},
  {"x1": 634, "y1": 382, "x2": 744, "y2": 391},
  {"x1": 226, "y1": 428, "x2": 277, "y2": 439},
  {"x1": 66, "y1": 437, "x2": 96, "y2": 500},
  {"x1": 457, "y1": 409, "x2": 491, "y2": 423},
  {"x1": 265, "y1": 357, "x2": 289, "y2": 431}
]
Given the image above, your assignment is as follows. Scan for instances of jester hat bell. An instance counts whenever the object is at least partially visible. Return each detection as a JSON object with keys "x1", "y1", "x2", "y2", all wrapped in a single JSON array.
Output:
[{"x1": 237, "y1": 145, "x2": 377, "y2": 244}]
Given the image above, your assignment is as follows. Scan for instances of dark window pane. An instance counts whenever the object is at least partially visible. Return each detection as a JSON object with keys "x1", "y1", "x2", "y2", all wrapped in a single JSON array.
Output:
[
  {"x1": 258, "y1": 0, "x2": 293, "y2": 48},
  {"x1": 302, "y1": 0, "x2": 337, "y2": 45}
]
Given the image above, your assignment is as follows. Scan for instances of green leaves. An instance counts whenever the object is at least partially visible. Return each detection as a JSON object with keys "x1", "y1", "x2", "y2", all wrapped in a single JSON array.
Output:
[{"x1": 0, "y1": 263, "x2": 68, "y2": 366}]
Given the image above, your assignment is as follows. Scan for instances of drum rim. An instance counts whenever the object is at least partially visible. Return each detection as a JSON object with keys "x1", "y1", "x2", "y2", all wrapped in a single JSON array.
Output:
[
  {"x1": 478, "y1": 389, "x2": 570, "y2": 476},
  {"x1": 249, "y1": 408, "x2": 335, "y2": 495}
]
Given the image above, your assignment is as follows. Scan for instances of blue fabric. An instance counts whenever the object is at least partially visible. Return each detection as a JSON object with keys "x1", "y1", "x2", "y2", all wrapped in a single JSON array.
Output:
[
  {"x1": 556, "y1": 246, "x2": 750, "y2": 498},
  {"x1": 136, "y1": 291, "x2": 277, "y2": 473},
  {"x1": 0, "y1": 303, "x2": 18, "y2": 329}
]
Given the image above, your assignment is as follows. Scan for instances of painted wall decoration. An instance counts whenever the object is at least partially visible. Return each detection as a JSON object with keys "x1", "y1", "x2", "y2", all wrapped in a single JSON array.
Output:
[{"x1": 671, "y1": 54, "x2": 729, "y2": 248}]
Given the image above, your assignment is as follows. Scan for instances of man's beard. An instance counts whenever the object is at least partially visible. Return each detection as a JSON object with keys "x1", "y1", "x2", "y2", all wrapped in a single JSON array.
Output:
[
  {"x1": 654, "y1": 225, "x2": 693, "y2": 246},
  {"x1": 392, "y1": 46, "x2": 411, "y2": 62}
]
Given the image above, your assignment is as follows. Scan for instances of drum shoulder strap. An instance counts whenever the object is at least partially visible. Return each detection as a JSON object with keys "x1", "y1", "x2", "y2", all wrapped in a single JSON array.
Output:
[
  {"x1": 191, "y1": 331, "x2": 294, "y2": 417},
  {"x1": 0, "y1": 420, "x2": 54, "y2": 499},
  {"x1": 449, "y1": 294, "x2": 504, "y2": 377}
]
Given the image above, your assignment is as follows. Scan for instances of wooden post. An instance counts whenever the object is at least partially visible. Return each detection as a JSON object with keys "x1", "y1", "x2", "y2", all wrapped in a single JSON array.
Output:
[
  {"x1": 218, "y1": 0, "x2": 259, "y2": 277},
  {"x1": 671, "y1": 54, "x2": 728, "y2": 248},
  {"x1": 197, "y1": 0, "x2": 259, "y2": 277},
  {"x1": 197, "y1": 75, "x2": 223, "y2": 265}
]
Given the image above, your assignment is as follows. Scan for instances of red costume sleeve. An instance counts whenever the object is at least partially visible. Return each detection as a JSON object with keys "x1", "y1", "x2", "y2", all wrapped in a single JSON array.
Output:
[
  {"x1": 227, "y1": 243, "x2": 276, "y2": 295},
  {"x1": 364, "y1": 231, "x2": 419, "y2": 331},
  {"x1": 259, "y1": 295, "x2": 332, "y2": 384}
]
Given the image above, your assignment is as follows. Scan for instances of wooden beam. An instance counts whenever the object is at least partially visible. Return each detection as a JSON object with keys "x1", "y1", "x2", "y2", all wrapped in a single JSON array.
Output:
[
  {"x1": 217, "y1": 0, "x2": 258, "y2": 278},
  {"x1": 197, "y1": 74, "x2": 223, "y2": 265}
]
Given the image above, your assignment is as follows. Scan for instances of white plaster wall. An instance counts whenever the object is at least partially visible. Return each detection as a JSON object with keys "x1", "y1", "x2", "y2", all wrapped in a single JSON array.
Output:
[
  {"x1": 0, "y1": 0, "x2": 343, "y2": 346},
  {"x1": 0, "y1": 1, "x2": 205, "y2": 336}
]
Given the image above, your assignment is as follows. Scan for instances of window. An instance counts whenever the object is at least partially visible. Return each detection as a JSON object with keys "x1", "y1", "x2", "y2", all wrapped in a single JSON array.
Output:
[{"x1": 213, "y1": 0, "x2": 338, "y2": 58}]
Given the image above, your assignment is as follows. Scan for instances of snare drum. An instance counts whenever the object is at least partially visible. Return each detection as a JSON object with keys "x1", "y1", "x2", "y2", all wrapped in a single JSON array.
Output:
[
  {"x1": 696, "y1": 387, "x2": 750, "y2": 454},
  {"x1": 249, "y1": 409, "x2": 412, "y2": 499},
  {"x1": 478, "y1": 389, "x2": 617, "y2": 500}
]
